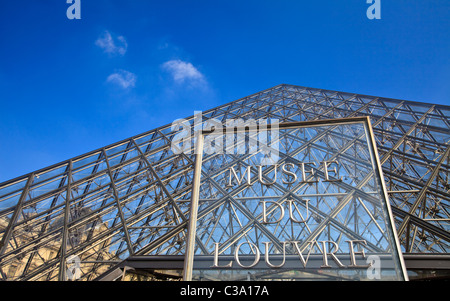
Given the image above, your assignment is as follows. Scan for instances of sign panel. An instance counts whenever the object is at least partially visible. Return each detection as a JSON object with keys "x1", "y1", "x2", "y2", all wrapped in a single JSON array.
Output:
[{"x1": 184, "y1": 117, "x2": 407, "y2": 281}]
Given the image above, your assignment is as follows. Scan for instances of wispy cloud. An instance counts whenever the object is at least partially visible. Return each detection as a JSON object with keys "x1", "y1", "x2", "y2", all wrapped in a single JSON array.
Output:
[
  {"x1": 107, "y1": 70, "x2": 136, "y2": 89},
  {"x1": 161, "y1": 60, "x2": 205, "y2": 85},
  {"x1": 95, "y1": 31, "x2": 128, "y2": 56}
]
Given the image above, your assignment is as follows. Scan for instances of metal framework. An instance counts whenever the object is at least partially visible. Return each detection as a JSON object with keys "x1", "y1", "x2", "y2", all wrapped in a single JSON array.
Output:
[{"x1": 0, "y1": 84, "x2": 448, "y2": 281}]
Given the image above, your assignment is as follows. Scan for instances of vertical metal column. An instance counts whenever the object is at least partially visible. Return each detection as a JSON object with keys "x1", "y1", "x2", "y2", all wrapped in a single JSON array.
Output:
[
  {"x1": 183, "y1": 134, "x2": 204, "y2": 281},
  {"x1": 59, "y1": 160, "x2": 72, "y2": 281},
  {"x1": 364, "y1": 117, "x2": 409, "y2": 280}
]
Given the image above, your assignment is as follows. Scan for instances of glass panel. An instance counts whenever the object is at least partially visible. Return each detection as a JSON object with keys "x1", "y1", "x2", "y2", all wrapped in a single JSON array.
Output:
[
  {"x1": 188, "y1": 119, "x2": 407, "y2": 281},
  {"x1": 0, "y1": 178, "x2": 27, "y2": 200}
]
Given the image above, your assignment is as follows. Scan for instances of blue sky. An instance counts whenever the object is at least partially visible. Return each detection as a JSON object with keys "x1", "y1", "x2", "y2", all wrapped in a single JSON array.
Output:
[{"x1": 0, "y1": 0, "x2": 449, "y2": 182}]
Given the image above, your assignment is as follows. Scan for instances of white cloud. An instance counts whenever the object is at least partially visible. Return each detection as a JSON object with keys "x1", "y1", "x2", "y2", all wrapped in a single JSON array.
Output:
[
  {"x1": 95, "y1": 31, "x2": 128, "y2": 56},
  {"x1": 162, "y1": 60, "x2": 205, "y2": 84},
  {"x1": 107, "y1": 70, "x2": 137, "y2": 89}
]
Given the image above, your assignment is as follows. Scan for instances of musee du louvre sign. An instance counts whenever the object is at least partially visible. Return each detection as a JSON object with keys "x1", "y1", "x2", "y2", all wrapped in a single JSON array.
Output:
[{"x1": 181, "y1": 117, "x2": 408, "y2": 281}]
